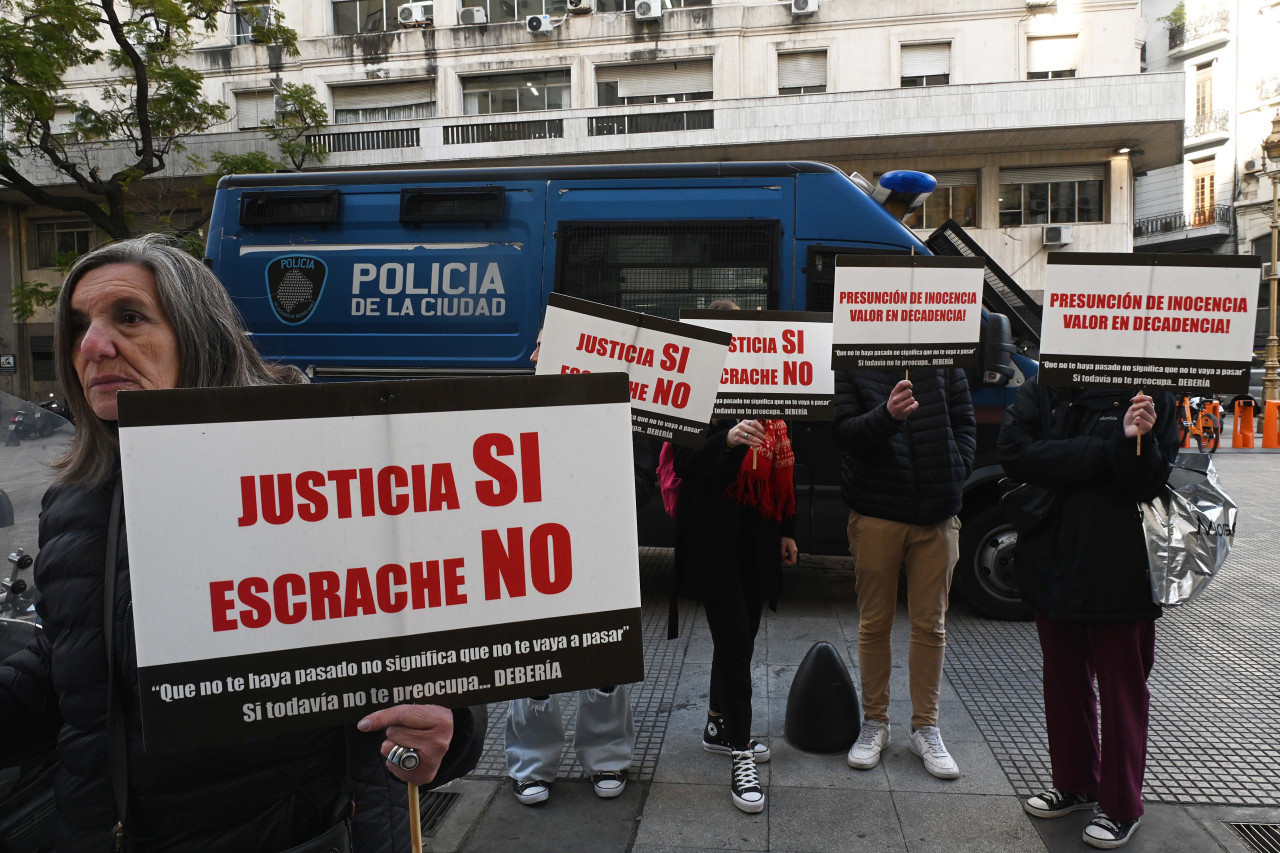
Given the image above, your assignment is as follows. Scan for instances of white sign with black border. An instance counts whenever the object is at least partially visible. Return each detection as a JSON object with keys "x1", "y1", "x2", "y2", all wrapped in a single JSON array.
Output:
[
  {"x1": 118, "y1": 374, "x2": 643, "y2": 750},
  {"x1": 535, "y1": 293, "x2": 732, "y2": 447}
]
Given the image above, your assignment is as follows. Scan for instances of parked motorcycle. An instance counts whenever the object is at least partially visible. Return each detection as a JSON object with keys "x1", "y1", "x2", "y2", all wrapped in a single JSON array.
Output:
[{"x1": 0, "y1": 390, "x2": 72, "y2": 852}]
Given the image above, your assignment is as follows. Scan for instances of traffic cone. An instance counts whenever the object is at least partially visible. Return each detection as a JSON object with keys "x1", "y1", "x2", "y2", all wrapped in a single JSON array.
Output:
[
  {"x1": 784, "y1": 641, "x2": 861, "y2": 752},
  {"x1": 1233, "y1": 399, "x2": 1256, "y2": 448},
  {"x1": 1264, "y1": 401, "x2": 1280, "y2": 449}
]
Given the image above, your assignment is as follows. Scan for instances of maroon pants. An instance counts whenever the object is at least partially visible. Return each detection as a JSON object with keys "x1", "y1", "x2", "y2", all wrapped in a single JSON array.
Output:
[{"x1": 1034, "y1": 614, "x2": 1155, "y2": 822}]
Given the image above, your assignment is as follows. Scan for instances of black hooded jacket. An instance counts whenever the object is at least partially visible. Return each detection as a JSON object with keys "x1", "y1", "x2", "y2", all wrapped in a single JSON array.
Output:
[
  {"x1": 831, "y1": 369, "x2": 976, "y2": 525},
  {"x1": 0, "y1": 478, "x2": 486, "y2": 852},
  {"x1": 997, "y1": 378, "x2": 1179, "y2": 622}
]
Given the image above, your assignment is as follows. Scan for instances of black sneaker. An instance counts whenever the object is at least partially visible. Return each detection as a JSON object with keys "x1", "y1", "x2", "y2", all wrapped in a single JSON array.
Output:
[
  {"x1": 1084, "y1": 813, "x2": 1140, "y2": 849},
  {"x1": 591, "y1": 770, "x2": 627, "y2": 799},
  {"x1": 702, "y1": 714, "x2": 771, "y2": 763},
  {"x1": 729, "y1": 750, "x2": 764, "y2": 814},
  {"x1": 1023, "y1": 787, "x2": 1098, "y2": 819},
  {"x1": 511, "y1": 778, "x2": 550, "y2": 805}
]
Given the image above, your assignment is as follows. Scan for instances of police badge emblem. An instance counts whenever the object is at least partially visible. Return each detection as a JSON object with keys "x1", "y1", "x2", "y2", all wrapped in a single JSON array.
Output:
[{"x1": 266, "y1": 255, "x2": 326, "y2": 324}]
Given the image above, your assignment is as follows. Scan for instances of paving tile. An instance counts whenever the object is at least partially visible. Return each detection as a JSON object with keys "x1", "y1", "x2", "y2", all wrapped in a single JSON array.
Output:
[
  {"x1": 633, "y1": 783, "x2": 770, "y2": 850},
  {"x1": 653, "y1": 706, "x2": 771, "y2": 787},
  {"x1": 422, "y1": 778, "x2": 500, "y2": 853},
  {"x1": 894, "y1": 792, "x2": 1047, "y2": 853},
  {"x1": 887, "y1": 700, "x2": 985, "y2": 742},
  {"x1": 769, "y1": 788, "x2": 907, "y2": 852},
  {"x1": 766, "y1": 738, "x2": 892, "y2": 791},
  {"x1": 764, "y1": 617, "x2": 849, "y2": 665},
  {"x1": 1184, "y1": 804, "x2": 1280, "y2": 853},
  {"x1": 460, "y1": 777, "x2": 642, "y2": 853},
  {"x1": 1030, "y1": 803, "x2": 1225, "y2": 853},
  {"x1": 881, "y1": 738, "x2": 1015, "y2": 796}
]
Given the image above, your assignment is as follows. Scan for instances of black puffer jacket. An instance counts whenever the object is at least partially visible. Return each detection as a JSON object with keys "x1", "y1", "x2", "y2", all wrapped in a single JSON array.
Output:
[
  {"x1": 997, "y1": 379, "x2": 1179, "y2": 622},
  {"x1": 0, "y1": 478, "x2": 486, "y2": 853},
  {"x1": 831, "y1": 369, "x2": 976, "y2": 525}
]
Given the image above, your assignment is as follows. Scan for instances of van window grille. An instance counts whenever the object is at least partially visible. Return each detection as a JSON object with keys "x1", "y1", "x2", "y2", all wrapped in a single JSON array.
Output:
[
  {"x1": 805, "y1": 247, "x2": 910, "y2": 312},
  {"x1": 556, "y1": 221, "x2": 778, "y2": 320}
]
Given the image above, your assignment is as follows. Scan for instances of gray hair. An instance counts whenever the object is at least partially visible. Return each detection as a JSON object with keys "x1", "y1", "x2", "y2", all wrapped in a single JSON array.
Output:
[
  {"x1": 54, "y1": 233, "x2": 304, "y2": 486},
  {"x1": 706, "y1": 299, "x2": 741, "y2": 310}
]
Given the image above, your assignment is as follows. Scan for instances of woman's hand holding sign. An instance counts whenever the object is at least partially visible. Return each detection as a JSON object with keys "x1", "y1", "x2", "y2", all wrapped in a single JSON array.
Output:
[
  {"x1": 1124, "y1": 394, "x2": 1157, "y2": 439},
  {"x1": 727, "y1": 419, "x2": 766, "y2": 448},
  {"x1": 359, "y1": 704, "x2": 455, "y2": 785}
]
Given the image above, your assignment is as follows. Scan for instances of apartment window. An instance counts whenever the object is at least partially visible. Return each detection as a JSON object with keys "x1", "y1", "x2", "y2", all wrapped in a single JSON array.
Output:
[
  {"x1": 778, "y1": 51, "x2": 827, "y2": 95},
  {"x1": 235, "y1": 89, "x2": 277, "y2": 129},
  {"x1": 999, "y1": 166, "x2": 1104, "y2": 226},
  {"x1": 597, "y1": 60, "x2": 712, "y2": 106},
  {"x1": 903, "y1": 172, "x2": 977, "y2": 229},
  {"x1": 32, "y1": 220, "x2": 93, "y2": 268},
  {"x1": 900, "y1": 42, "x2": 950, "y2": 87},
  {"x1": 30, "y1": 335, "x2": 55, "y2": 382},
  {"x1": 1195, "y1": 62, "x2": 1213, "y2": 118},
  {"x1": 459, "y1": 0, "x2": 565, "y2": 23},
  {"x1": 333, "y1": 0, "x2": 395, "y2": 33},
  {"x1": 234, "y1": 2, "x2": 270, "y2": 44},
  {"x1": 594, "y1": 0, "x2": 709, "y2": 10},
  {"x1": 1027, "y1": 35, "x2": 1077, "y2": 79},
  {"x1": 50, "y1": 106, "x2": 79, "y2": 144},
  {"x1": 463, "y1": 70, "x2": 570, "y2": 115},
  {"x1": 332, "y1": 81, "x2": 436, "y2": 124},
  {"x1": 1192, "y1": 158, "x2": 1215, "y2": 225}
]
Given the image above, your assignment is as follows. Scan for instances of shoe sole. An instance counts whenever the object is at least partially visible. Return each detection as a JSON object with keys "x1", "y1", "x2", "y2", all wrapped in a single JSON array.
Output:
[
  {"x1": 907, "y1": 741, "x2": 959, "y2": 779},
  {"x1": 846, "y1": 749, "x2": 882, "y2": 770},
  {"x1": 704, "y1": 742, "x2": 771, "y2": 763},
  {"x1": 1083, "y1": 831, "x2": 1135, "y2": 850},
  {"x1": 515, "y1": 791, "x2": 549, "y2": 805},
  {"x1": 732, "y1": 793, "x2": 765, "y2": 814},
  {"x1": 593, "y1": 784, "x2": 626, "y2": 800},
  {"x1": 1024, "y1": 800, "x2": 1097, "y2": 819}
]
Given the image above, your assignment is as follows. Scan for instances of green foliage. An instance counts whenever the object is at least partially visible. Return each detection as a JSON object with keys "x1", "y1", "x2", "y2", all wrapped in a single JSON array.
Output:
[
  {"x1": 10, "y1": 278, "x2": 61, "y2": 323},
  {"x1": 1158, "y1": 3, "x2": 1185, "y2": 28},
  {"x1": 262, "y1": 83, "x2": 330, "y2": 170},
  {"x1": 0, "y1": 1, "x2": 301, "y2": 239}
]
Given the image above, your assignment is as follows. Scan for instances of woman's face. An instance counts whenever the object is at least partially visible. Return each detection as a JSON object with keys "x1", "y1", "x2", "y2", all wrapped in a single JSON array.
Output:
[{"x1": 70, "y1": 263, "x2": 181, "y2": 421}]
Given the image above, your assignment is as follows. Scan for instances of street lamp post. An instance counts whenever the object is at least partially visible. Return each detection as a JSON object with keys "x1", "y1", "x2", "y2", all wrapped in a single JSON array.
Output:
[{"x1": 1263, "y1": 113, "x2": 1280, "y2": 403}]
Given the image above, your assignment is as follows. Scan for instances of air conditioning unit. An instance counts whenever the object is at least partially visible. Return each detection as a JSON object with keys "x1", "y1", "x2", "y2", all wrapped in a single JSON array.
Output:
[
  {"x1": 1043, "y1": 224, "x2": 1074, "y2": 247},
  {"x1": 634, "y1": 0, "x2": 661, "y2": 21},
  {"x1": 1244, "y1": 158, "x2": 1261, "y2": 174},
  {"x1": 791, "y1": 0, "x2": 818, "y2": 15},
  {"x1": 459, "y1": 6, "x2": 487, "y2": 24},
  {"x1": 525, "y1": 13, "x2": 554, "y2": 32},
  {"x1": 567, "y1": 0, "x2": 593, "y2": 13},
  {"x1": 397, "y1": 1, "x2": 433, "y2": 24}
]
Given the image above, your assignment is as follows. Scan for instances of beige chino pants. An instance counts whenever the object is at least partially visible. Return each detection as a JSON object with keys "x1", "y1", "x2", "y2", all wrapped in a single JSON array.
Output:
[{"x1": 847, "y1": 510, "x2": 960, "y2": 730}]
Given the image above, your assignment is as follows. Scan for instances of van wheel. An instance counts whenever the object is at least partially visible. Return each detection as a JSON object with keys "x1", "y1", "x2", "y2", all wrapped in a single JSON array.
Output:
[{"x1": 954, "y1": 505, "x2": 1033, "y2": 621}]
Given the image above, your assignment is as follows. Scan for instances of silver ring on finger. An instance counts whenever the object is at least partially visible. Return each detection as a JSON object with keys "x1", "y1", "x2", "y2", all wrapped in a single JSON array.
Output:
[{"x1": 388, "y1": 744, "x2": 420, "y2": 771}]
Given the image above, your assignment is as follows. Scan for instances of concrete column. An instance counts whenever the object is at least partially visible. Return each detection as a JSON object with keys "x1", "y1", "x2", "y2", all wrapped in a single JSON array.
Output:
[
  {"x1": 1109, "y1": 153, "x2": 1132, "y2": 248},
  {"x1": 978, "y1": 164, "x2": 1000, "y2": 230}
]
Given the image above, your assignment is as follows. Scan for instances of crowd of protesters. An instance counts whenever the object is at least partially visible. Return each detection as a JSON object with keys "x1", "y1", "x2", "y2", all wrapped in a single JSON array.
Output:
[{"x1": 0, "y1": 235, "x2": 1176, "y2": 851}]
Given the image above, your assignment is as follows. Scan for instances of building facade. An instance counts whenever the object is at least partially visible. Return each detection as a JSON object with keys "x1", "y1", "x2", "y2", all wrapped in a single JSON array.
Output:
[{"x1": 1, "y1": 0, "x2": 1184, "y2": 398}]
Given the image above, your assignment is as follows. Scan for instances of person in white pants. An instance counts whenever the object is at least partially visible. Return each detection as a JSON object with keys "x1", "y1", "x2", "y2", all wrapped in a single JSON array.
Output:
[{"x1": 505, "y1": 687, "x2": 635, "y2": 804}]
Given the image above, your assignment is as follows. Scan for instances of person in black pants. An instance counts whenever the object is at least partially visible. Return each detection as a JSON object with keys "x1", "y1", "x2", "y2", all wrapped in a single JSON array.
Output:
[{"x1": 670, "y1": 417, "x2": 797, "y2": 814}]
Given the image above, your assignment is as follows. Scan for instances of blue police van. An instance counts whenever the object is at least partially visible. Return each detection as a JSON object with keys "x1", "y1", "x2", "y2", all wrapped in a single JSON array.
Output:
[{"x1": 206, "y1": 160, "x2": 1042, "y2": 619}]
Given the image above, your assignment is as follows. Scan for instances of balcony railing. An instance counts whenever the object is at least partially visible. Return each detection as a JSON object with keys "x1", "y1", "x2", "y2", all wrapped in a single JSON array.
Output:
[
  {"x1": 1133, "y1": 204, "x2": 1231, "y2": 238},
  {"x1": 588, "y1": 109, "x2": 714, "y2": 136},
  {"x1": 1185, "y1": 109, "x2": 1229, "y2": 140},
  {"x1": 307, "y1": 127, "x2": 420, "y2": 153},
  {"x1": 1168, "y1": 9, "x2": 1230, "y2": 51},
  {"x1": 442, "y1": 118, "x2": 564, "y2": 145}
]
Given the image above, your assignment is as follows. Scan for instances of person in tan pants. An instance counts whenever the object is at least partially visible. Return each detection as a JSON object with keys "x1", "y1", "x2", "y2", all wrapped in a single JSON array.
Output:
[{"x1": 832, "y1": 369, "x2": 975, "y2": 779}]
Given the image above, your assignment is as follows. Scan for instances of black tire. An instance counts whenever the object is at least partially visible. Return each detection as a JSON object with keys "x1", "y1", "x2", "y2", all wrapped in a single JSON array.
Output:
[{"x1": 954, "y1": 504, "x2": 1033, "y2": 621}]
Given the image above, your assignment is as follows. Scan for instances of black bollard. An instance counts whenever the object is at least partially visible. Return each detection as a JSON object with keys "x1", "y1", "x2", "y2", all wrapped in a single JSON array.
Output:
[{"x1": 784, "y1": 641, "x2": 860, "y2": 753}]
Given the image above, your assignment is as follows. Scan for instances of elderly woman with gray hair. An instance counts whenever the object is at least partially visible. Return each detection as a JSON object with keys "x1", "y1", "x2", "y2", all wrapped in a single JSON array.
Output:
[{"x1": 0, "y1": 235, "x2": 485, "y2": 852}]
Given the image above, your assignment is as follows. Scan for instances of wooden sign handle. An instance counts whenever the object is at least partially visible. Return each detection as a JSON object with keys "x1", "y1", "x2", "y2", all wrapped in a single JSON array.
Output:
[{"x1": 408, "y1": 783, "x2": 422, "y2": 853}]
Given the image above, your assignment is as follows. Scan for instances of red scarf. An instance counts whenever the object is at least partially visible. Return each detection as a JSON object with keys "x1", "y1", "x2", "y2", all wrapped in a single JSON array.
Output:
[{"x1": 724, "y1": 419, "x2": 795, "y2": 522}]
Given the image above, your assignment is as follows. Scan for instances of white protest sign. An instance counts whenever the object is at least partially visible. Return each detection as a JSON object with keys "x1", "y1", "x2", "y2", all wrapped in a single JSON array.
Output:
[
  {"x1": 831, "y1": 256, "x2": 985, "y2": 370},
  {"x1": 536, "y1": 293, "x2": 731, "y2": 446},
  {"x1": 118, "y1": 374, "x2": 642, "y2": 750},
  {"x1": 1040, "y1": 254, "x2": 1261, "y2": 394},
  {"x1": 680, "y1": 310, "x2": 834, "y2": 420}
]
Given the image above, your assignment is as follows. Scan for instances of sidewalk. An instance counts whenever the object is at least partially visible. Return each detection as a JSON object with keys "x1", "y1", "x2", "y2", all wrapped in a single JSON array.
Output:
[{"x1": 420, "y1": 451, "x2": 1280, "y2": 851}]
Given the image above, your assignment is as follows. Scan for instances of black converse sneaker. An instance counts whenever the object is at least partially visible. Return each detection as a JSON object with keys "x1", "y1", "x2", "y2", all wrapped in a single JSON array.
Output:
[
  {"x1": 511, "y1": 778, "x2": 550, "y2": 805},
  {"x1": 1083, "y1": 813, "x2": 1141, "y2": 849},
  {"x1": 1023, "y1": 787, "x2": 1099, "y2": 819},
  {"x1": 729, "y1": 750, "x2": 765, "y2": 814},
  {"x1": 702, "y1": 713, "x2": 771, "y2": 762}
]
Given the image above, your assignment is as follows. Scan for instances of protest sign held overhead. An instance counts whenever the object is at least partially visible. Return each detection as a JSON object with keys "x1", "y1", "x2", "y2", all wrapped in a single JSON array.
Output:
[
  {"x1": 536, "y1": 293, "x2": 732, "y2": 446},
  {"x1": 1039, "y1": 254, "x2": 1261, "y2": 394},
  {"x1": 681, "y1": 309, "x2": 834, "y2": 420},
  {"x1": 831, "y1": 256, "x2": 985, "y2": 370},
  {"x1": 117, "y1": 375, "x2": 643, "y2": 750}
]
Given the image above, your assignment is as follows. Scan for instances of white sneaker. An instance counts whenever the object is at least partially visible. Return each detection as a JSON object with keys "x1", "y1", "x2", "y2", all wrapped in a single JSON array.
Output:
[
  {"x1": 730, "y1": 750, "x2": 765, "y2": 814},
  {"x1": 908, "y1": 726, "x2": 959, "y2": 779},
  {"x1": 846, "y1": 719, "x2": 890, "y2": 770}
]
